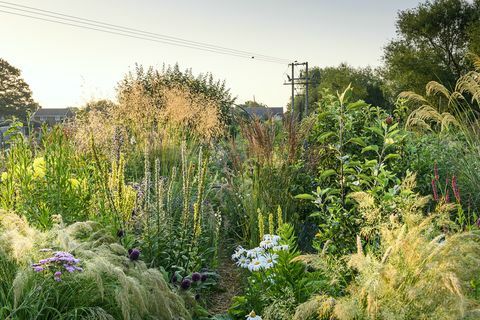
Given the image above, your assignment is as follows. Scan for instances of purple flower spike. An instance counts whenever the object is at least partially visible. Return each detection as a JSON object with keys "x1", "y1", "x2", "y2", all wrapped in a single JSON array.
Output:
[
  {"x1": 200, "y1": 273, "x2": 208, "y2": 282},
  {"x1": 191, "y1": 272, "x2": 201, "y2": 282},
  {"x1": 129, "y1": 248, "x2": 140, "y2": 261},
  {"x1": 180, "y1": 278, "x2": 192, "y2": 290}
]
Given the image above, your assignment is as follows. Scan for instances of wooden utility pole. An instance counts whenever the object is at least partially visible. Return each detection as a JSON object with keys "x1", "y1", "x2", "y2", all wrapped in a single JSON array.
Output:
[{"x1": 284, "y1": 61, "x2": 312, "y2": 121}]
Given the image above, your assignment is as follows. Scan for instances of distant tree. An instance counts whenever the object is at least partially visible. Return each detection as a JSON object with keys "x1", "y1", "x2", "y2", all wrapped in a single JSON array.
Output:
[
  {"x1": 0, "y1": 58, "x2": 40, "y2": 122},
  {"x1": 291, "y1": 64, "x2": 390, "y2": 116},
  {"x1": 239, "y1": 100, "x2": 268, "y2": 108},
  {"x1": 383, "y1": 0, "x2": 480, "y2": 96}
]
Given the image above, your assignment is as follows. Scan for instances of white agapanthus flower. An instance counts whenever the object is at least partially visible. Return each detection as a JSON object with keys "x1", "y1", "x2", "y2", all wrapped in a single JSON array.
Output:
[{"x1": 246, "y1": 310, "x2": 262, "y2": 320}]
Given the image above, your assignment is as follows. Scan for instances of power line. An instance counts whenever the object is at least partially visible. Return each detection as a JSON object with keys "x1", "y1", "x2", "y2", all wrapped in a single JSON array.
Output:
[
  {"x1": 0, "y1": 2, "x2": 292, "y2": 64},
  {"x1": 0, "y1": 1, "x2": 290, "y2": 63}
]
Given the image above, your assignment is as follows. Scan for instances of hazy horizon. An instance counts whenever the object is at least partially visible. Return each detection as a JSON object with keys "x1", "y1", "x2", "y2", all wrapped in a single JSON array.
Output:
[{"x1": 1, "y1": 0, "x2": 422, "y2": 109}]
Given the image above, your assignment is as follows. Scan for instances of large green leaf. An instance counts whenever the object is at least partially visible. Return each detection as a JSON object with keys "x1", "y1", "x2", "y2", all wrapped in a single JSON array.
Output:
[{"x1": 361, "y1": 145, "x2": 379, "y2": 153}]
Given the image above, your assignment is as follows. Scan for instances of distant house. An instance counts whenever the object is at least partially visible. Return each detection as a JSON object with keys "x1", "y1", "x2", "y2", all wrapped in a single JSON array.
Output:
[
  {"x1": 0, "y1": 124, "x2": 26, "y2": 146},
  {"x1": 31, "y1": 108, "x2": 75, "y2": 126},
  {"x1": 244, "y1": 107, "x2": 284, "y2": 120}
]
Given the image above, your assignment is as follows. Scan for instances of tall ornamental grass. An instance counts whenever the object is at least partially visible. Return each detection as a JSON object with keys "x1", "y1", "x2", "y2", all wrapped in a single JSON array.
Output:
[{"x1": 0, "y1": 210, "x2": 191, "y2": 320}]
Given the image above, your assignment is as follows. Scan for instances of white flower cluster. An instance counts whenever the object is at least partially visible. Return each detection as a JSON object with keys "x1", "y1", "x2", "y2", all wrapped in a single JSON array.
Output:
[{"x1": 232, "y1": 234, "x2": 289, "y2": 272}]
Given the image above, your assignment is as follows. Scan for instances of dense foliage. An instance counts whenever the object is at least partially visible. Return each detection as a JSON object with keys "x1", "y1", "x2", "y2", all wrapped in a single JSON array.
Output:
[{"x1": 2, "y1": 1, "x2": 480, "y2": 319}]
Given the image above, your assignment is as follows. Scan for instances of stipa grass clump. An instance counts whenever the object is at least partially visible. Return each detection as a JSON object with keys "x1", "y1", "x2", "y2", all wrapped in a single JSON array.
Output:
[
  {"x1": 294, "y1": 175, "x2": 480, "y2": 320},
  {"x1": 331, "y1": 211, "x2": 480, "y2": 320},
  {"x1": 0, "y1": 210, "x2": 191, "y2": 320}
]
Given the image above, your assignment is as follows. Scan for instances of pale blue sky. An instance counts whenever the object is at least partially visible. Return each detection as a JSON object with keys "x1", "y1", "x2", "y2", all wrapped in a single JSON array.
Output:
[{"x1": 0, "y1": 0, "x2": 422, "y2": 109}]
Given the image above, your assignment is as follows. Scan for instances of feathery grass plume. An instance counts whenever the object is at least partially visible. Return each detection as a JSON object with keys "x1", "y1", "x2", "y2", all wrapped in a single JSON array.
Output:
[
  {"x1": 257, "y1": 208, "x2": 265, "y2": 241},
  {"x1": 0, "y1": 211, "x2": 192, "y2": 320},
  {"x1": 159, "y1": 85, "x2": 225, "y2": 141},
  {"x1": 268, "y1": 212, "x2": 274, "y2": 236},
  {"x1": 293, "y1": 295, "x2": 335, "y2": 320},
  {"x1": 240, "y1": 116, "x2": 276, "y2": 165},
  {"x1": 330, "y1": 202, "x2": 480, "y2": 319}
]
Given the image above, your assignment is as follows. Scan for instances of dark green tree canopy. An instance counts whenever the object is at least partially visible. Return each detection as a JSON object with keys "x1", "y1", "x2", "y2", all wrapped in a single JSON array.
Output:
[
  {"x1": 383, "y1": 0, "x2": 480, "y2": 95},
  {"x1": 292, "y1": 63, "x2": 389, "y2": 116},
  {"x1": 0, "y1": 58, "x2": 39, "y2": 122}
]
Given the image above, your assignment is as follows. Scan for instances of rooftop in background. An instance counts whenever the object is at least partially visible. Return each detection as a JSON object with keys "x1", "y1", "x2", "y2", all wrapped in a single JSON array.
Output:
[
  {"x1": 243, "y1": 107, "x2": 284, "y2": 120},
  {"x1": 31, "y1": 108, "x2": 75, "y2": 125}
]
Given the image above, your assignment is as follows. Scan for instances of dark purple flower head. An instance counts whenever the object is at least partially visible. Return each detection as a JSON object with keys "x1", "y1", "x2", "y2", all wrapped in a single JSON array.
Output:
[
  {"x1": 476, "y1": 217, "x2": 480, "y2": 228},
  {"x1": 191, "y1": 272, "x2": 201, "y2": 282},
  {"x1": 129, "y1": 248, "x2": 140, "y2": 261},
  {"x1": 117, "y1": 229, "x2": 125, "y2": 238},
  {"x1": 180, "y1": 278, "x2": 192, "y2": 290},
  {"x1": 171, "y1": 273, "x2": 178, "y2": 283},
  {"x1": 200, "y1": 273, "x2": 208, "y2": 282},
  {"x1": 385, "y1": 116, "x2": 394, "y2": 125}
]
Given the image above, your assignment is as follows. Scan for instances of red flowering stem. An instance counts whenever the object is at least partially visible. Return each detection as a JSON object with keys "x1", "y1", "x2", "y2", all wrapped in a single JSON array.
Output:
[
  {"x1": 452, "y1": 175, "x2": 461, "y2": 204},
  {"x1": 434, "y1": 161, "x2": 439, "y2": 181},
  {"x1": 431, "y1": 179, "x2": 439, "y2": 201}
]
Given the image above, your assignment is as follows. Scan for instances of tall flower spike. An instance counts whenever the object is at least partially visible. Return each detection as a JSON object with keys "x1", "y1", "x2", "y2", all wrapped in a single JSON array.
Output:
[
  {"x1": 452, "y1": 175, "x2": 461, "y2": 204},
  {"x1": 434, "y1": 161, "x2": 439, "y2": 181},
  {"x1": 431, "y1": 179, "x2": 439, "y2": 201},
  {"x1": 268, "y1": 212, "x2": 274, "y2": 236},
  {"x1": 257, "y1": 209, "x2": 265, "y2": 242},
  {"x1": 276, "y1": 205, "x2": 283, "y2": 229}
]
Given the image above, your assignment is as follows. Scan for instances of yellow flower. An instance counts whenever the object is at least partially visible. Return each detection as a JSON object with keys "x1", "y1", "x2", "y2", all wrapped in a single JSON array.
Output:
[
  {"x1": 68, "y1": 178, "x2": 80, "y2": 189},
  {"x1": 1, "y1": 171, "x2": 8, "y2": 181},
  {"x1": 385, "y1": 138, "x2": 395, "y2": 145},
  {"x1": 32, "y1": 157, "x2": 46, "y2": 179}
]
